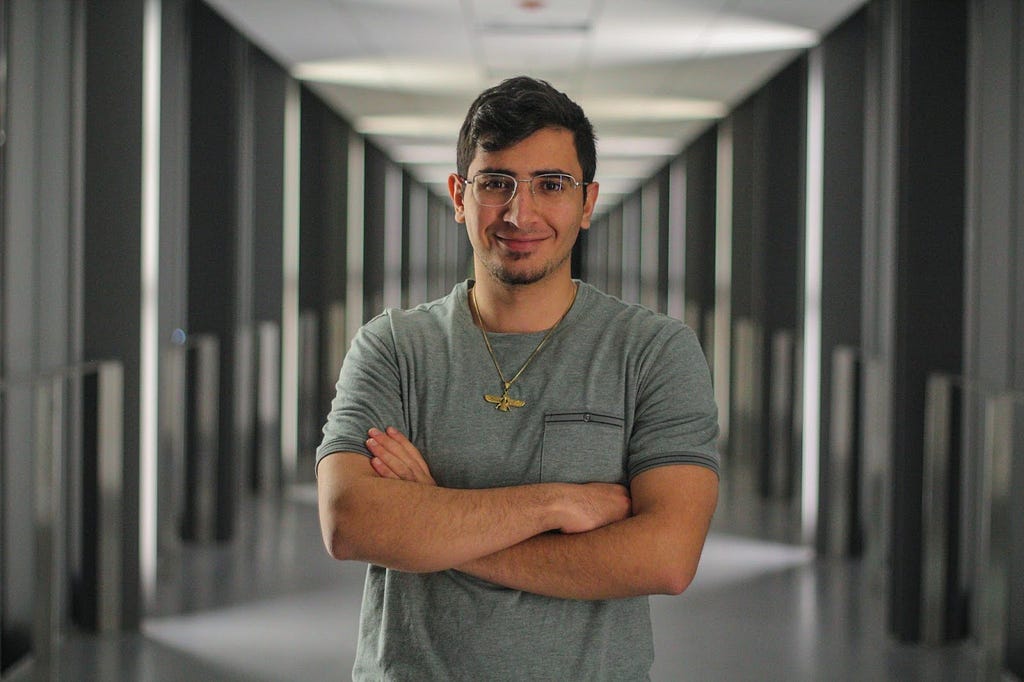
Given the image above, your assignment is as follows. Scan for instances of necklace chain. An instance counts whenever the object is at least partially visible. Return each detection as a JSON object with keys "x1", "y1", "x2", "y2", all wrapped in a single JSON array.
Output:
[{"x1": 470, "y1": 284, "x2": 578, "y2": 411}]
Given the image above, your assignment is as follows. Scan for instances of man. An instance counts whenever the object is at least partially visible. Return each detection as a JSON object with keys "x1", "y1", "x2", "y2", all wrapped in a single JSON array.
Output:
[{"x1": 317, "y1": 76, "x2": 719, "y2": 681}]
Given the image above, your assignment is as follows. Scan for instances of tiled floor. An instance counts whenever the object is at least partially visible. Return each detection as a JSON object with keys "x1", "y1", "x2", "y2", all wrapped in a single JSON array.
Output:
[{"x1": 11, "y1": 483, "x2": 992, "y2": 681}]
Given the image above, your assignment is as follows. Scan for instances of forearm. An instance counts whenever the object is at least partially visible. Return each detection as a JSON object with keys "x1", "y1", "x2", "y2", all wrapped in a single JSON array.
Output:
[
  {"x1": 319, "y1": 451, "x2": 630, "y2": 573},
  {"x1": 320, "y1": 457, "x2": 567, "y2": 573},
  {"x1": 460, "y1": 465, "x2": 720, "y2": 600},
  {"x1": 457, "y1": 513, "x2": 696, "y2": 600}
]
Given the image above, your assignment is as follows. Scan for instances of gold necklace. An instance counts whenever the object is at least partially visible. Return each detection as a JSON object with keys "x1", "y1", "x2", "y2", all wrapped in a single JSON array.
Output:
[{"x1": 470, "y1": 284, "x2": 578, "y2": 411}]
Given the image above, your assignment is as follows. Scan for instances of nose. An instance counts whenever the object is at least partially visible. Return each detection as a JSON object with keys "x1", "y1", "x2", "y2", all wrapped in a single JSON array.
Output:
[{"x1": 502, "y1": 181, "x2": 541, "y2": 226}]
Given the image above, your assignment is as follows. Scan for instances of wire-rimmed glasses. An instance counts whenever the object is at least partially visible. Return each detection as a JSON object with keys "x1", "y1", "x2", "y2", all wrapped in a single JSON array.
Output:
[{"x1": 461, "y1": 172, "x2": 587, "y2": 208}]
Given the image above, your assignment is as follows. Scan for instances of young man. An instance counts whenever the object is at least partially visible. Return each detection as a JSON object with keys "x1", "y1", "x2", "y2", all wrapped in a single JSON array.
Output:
[{"x1": 317, "y1": 76, "x2": 719, "y2": 681}]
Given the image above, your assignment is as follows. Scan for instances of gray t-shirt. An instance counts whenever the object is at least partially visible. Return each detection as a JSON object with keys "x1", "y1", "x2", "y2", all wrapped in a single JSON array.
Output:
[{"x1": 317, "y1": 280, "x2": 719, "y2": 681}]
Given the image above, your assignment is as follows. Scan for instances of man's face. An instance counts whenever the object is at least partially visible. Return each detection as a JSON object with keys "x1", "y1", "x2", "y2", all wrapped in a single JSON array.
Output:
[{"x1": 449, "y1": 127, "x2": 600, "y2": 288}]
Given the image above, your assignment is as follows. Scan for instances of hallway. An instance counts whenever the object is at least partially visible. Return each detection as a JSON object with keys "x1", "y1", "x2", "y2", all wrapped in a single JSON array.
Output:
[
  {"x1": 4, "y1": 1, "x2": 1024, "y2": 677},
  {"x1": 13, "y1": 488, "x2": 983, "y2": 682}
]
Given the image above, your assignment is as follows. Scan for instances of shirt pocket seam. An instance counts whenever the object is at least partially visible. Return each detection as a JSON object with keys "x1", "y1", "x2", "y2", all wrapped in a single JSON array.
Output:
[{"x1": 540, "y1": 412, "x2": 626, "y2": 483}]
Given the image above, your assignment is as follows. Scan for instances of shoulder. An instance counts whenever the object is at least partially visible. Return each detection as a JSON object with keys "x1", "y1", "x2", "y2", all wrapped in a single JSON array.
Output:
[
  {"x1": 360, "y1": 282, "x2": 469, "y2": 345},
  {"x1": 577, "y1": 282, "x2": 694, "y2": 345}
]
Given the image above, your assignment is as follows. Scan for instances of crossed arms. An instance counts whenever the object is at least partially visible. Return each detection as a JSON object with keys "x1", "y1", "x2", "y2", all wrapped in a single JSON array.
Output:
[{"x1": 317, "y1": 427, "x2": 719, "y2": 600}]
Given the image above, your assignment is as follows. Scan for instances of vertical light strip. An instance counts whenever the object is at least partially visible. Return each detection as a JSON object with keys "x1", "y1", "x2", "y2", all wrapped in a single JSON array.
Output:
[
  {"x1": 408, "y1": 185, "x2": 428, "y2": 303},
  {"x1": 802, "y1": 46, "x2": 825, "y2": 546},
  {"x1": 382, "y1": 164, "x2": 403, "y2": 309},
  {"x1": 640, "y1": 180, "x2": 660, "y2": 310},
  {"x1": 280, "y1": 79, "x2": 301, "y2": 484},
  {"x1": 622, "y1": 196, "x2": 641, "y2": 303},
  {"x1": 714, "y1": 120, "x2": 734, "y2": 447},
  {"x1": 345, "y1": 133, "x2": 365, "y2": 347},
  {"x1": 139, "y1": 0, "x2": 161, "y2": 607},
  {"x1": 667, "y1": 157, "x2": 687, "y2": 321}
]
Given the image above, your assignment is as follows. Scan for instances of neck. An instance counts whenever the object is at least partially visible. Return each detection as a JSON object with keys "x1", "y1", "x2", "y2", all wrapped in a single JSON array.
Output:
[{"x1": 471, "y1": 276, "x2": 578, "y2": 333}]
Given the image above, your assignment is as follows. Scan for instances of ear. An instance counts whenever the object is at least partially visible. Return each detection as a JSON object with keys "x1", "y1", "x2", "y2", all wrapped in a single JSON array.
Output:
[
  {"x1": 448, "y1": 173, "x2": 466, "y2": 224},
  {"x1": 579, "y1": 181, "x2": 599, "y2": 230}
]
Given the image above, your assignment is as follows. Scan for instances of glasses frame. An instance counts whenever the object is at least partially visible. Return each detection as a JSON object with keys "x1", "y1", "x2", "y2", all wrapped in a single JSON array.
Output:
[{"x1": 460, "y1": 172, "x2": 589, "y2": 208}]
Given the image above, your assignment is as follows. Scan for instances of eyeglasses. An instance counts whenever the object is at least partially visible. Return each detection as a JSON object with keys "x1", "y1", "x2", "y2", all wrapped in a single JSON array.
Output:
[{"x1": 461, "y1": 172, "x2": 587, "y2": 208}]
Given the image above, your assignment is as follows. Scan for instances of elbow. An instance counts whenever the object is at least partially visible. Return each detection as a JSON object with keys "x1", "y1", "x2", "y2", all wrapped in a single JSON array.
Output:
[
  {"x1": 319, "y1": 499, "x2": 362, "y2": 562},
  {"x1": 657, "y1": 568, "x2": 695, "y2": 596},
  {"x1": 323, "y1": 526, "x2": 355, "y2": 562},
  {"x1": 649, "y1": 555, "x2": 699, "y2": 596}
]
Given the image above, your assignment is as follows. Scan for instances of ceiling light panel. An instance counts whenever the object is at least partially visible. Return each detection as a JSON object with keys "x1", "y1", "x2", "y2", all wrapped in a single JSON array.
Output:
[
  {"x1": 471, "y1": 0, "x2": 595, "y2": 72},
  {"x1": 339, "y1": 1, "x2": 469, "y2": 60},
  {"x1": 477, "y1": 34, "x2": 588, "y2": 72},
  {"x1": 203, "y1": 0, "x2": 369, "y2": 62}
]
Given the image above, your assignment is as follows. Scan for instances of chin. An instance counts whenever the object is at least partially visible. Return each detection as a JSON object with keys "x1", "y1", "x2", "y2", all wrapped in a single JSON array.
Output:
[
  {"x1": 483, "y1": 251, "x2": 569, "y2": 287},
  {"x1": 494, "y1": 269, "x2": 546, "y2": 286}
]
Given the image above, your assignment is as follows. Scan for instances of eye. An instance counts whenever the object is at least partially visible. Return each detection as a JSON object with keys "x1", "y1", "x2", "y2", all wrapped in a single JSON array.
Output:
[
  {"x1": 537, "y1": 175, "x2": 569, "y2": 193},
  {"x1": 478, "y1": 174, "x2": 514, "y2": 192}
]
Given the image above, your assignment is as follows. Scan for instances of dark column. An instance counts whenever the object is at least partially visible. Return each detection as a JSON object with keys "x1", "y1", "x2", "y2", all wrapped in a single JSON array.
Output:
[
  {"x1": 186, "y1": 1, "x2": 240, "y2": 541},
  {"x1": 863, "y1": 0, "x2": 967, "y2": 643},
  {"x1": 727, "y1": 57, "x2": 806, "y2": 498},
  {"x1": 817, "y1": 8, "x2": 866, "y2": 555},
  {"x1": 684, "y1": 126, "x2": 718, "y2": 353},
  {"x1": 82, "y1": 0, "x2": 144, "y2": 628},
  {"x1": 299, "y1": 89, "x2": 349, "y2": 424},
  {"x1": 249, "y1": 47, "x2": 286, "y2": 492},
  {"x1": 655, "y1": 167, "x2": 671, "y2": 314},
  {"x1": 363, "y1": 143, "x2": 388, "y2": 317},
  {"x1": 759, "y1": 58, "x2": 806, "y2": 501}
]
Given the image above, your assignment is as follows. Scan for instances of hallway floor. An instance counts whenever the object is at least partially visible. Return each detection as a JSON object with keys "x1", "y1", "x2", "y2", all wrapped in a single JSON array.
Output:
[{"x1": 12, "y1": 484, "x2": 989, "y2": 681}]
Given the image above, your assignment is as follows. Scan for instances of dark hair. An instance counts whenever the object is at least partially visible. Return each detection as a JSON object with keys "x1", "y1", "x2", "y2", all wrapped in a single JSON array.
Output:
[{"x1": 456, "y1": 76, "x2": 597, "y2": 183}]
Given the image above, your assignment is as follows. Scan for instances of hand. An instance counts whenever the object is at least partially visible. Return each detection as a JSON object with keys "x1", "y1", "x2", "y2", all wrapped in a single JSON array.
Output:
[
  {"x1": 366, "y1": 427, "x2": 436, "y2": 485},
  {"x1": 557, "y1": 483, "x2": 631, "y2": 534}
]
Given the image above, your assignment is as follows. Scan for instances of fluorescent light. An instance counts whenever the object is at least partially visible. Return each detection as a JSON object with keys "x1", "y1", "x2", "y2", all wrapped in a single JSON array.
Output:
[
  {"x1": 409, "y1": 164, "x2": 459, "y2": 185},
  {"x1": 355, "y1": 115, "x2": 463, "y2": 137},
  {"x1": 390, "y1": 144, "x2": 456, "y2": 165},
  {"x1": 599, "y1": 158, "x2": 664, "y2": 178},
  {"x1": 589, "y1": 177, "x2": 641, "y2": 196},
  {"x1": 701, "y1": 23, "x2": 818, "y2": 56},
  {"x1": 591, "y1": 16, "x2": 819, "y2": 62},
  {"x1": 582, "y1": 97, "x2": 726, "y2": 121},
  {"x1": 598, "y1": 136, "x2": 681, "y2": 157},
  {"x1": 292, "y1": 58, "x2": 478, "y2": 92}
]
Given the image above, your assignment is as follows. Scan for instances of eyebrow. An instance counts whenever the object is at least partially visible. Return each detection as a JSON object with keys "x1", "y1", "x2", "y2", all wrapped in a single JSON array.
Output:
[{"x1": 476, "y1": 167, "x2": 575, "y2": 178}]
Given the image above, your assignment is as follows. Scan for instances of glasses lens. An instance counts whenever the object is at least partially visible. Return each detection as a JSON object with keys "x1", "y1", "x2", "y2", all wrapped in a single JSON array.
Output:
[
  {"x1": 473, "y1": 173, "x2": 516, "y2": 206},
  {"x1": 469, "y1": 173, "x2": 582, "y2": 207},
  {"x1": 533, "y1": 174, "x2": 575, "y2": 199}
]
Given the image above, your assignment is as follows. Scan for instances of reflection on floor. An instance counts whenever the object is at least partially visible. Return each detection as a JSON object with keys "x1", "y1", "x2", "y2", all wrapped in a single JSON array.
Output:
[{"x1": 13, "y1": 484, "x2": 986, "y2": 681}]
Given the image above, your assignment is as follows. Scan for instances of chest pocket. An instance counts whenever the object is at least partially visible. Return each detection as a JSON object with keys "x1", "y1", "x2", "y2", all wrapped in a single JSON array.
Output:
[{"x1": 541, "y1": 412, "x2": 626, "y2": 484}]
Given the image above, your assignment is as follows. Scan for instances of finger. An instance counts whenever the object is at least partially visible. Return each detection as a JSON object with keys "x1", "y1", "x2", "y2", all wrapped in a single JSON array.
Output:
[
  {"x1": 369, "y1": 455, "x2": 399, "y2": 479},
  {"x1": 381, "y1": 427, "x2": 422, "y2": 462},
  {"x1": 366, "y1": 435, "x2": 416, "y2": 480},
  {"x1": 367, "y1": 430, "x2": 435, "y2": 485},
  {"x1": 381, "y1": 427, "x2": 435, "y2": 484}
]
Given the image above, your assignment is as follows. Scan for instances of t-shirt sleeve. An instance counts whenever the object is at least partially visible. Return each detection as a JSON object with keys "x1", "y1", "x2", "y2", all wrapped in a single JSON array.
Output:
[
  {"x1": 626, "y1": 324, "x2": 720, "y2": 480},
  {"x1": 315, "y1": 312, "x2": 407, "y2": 473}
]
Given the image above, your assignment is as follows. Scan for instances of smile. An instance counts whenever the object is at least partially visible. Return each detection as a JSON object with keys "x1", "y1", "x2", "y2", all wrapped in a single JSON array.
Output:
[{"x1": 496, "y1": 234, "x2": 546, "y2": 251}]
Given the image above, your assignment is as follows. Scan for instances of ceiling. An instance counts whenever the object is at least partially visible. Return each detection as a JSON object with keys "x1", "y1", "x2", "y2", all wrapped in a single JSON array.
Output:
[{"x1": 204, "y1": 0, "x2": 865, "y2": 208}]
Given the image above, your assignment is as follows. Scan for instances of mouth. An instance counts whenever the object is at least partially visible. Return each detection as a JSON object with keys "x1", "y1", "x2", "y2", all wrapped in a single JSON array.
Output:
[{"x1": 495, "y1": 234, "x2": 546, "y2": 252}]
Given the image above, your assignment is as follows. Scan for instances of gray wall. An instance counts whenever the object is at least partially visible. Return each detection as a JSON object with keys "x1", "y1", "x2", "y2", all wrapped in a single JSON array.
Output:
[
  {"x1": 2, "y1": 0, "x2": 79, "y2": 665},
  {"x1": 964, "y1": 0, "x2": 1024, "y2": 674}
]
